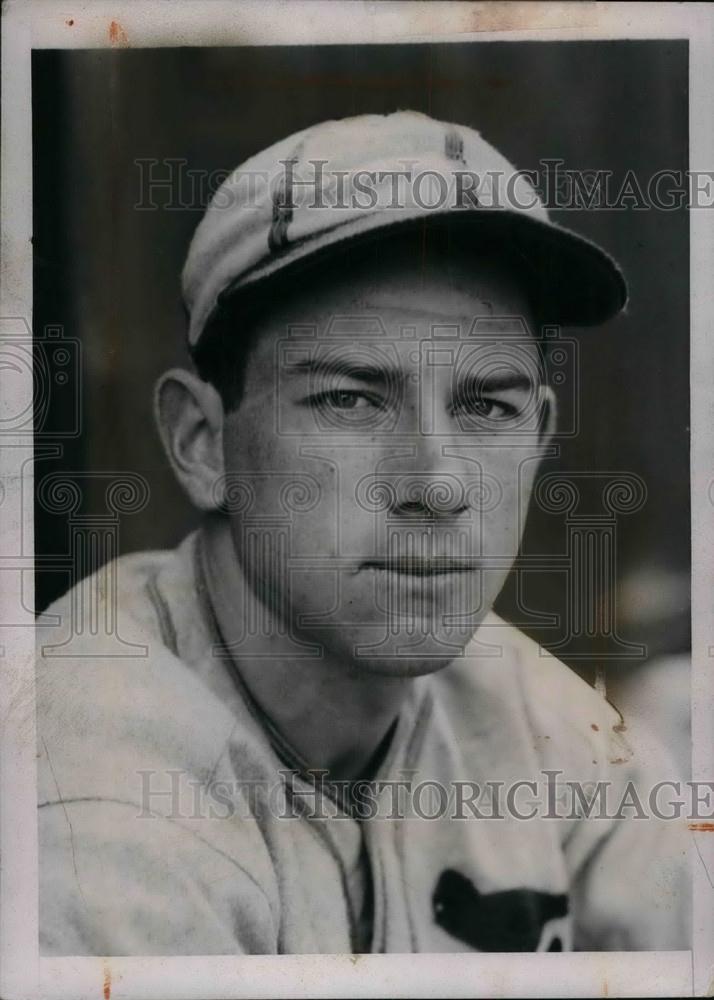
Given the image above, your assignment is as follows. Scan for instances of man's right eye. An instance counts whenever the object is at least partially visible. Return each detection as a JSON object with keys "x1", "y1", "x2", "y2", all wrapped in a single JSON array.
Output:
[{"x1": 307, "y1": 389, "x2": 384, "y2": 412}]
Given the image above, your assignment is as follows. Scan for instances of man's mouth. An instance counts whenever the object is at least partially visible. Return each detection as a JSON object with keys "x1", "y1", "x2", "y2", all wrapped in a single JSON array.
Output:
[{"x1": 361, "y1": 557, "x2": 480, "y2": 576}]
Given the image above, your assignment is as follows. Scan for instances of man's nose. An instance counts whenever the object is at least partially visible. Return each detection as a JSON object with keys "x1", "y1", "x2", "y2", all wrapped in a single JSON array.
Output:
[
  {"x1": 390, "y1": 434, "x2": 472, "y2": 519},
  {"x1": 390, "y1": 482, "x2": 468, "y2": 518}
]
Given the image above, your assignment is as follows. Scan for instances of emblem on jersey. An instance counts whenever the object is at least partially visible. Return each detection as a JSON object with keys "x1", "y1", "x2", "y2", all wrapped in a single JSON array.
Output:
[{"x1": 433, "y1": 869, "x2": 569, "y2": 951}]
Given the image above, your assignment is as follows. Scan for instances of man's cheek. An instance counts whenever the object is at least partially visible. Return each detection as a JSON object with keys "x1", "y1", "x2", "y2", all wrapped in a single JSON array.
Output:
[
  {"x1": 288, "y1": 451, "x2": 377, "y2": 560},
  {"x1": 239, "y1": 426, "x2": 289, "y2": 468},
  {"x1": 479, "y1": 476, "x2": 524, "y2": 556},
  {"x1": 247, "y1": 460, "x2": 344, "y2": 561}
]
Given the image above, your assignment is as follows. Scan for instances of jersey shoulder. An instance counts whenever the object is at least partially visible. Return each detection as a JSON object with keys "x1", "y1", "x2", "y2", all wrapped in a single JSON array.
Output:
[
  {"x1": 435, "y1": 612, "x2": 629, "y2": 777},
  {"x1": 35, "y1": 531, "x2": 250, "y2": 802}
]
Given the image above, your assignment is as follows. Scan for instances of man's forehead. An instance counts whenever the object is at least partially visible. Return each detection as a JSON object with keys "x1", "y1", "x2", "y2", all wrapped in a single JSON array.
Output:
[
  {"x1": 281, "y1": 315, "x2": 538, "y2": 343},
  {"x1": 278, "y1": 321, "x2": 543, "y2": 384},
  {"x1": 263, "y1": 246, "x2": 537, "y2": 338}
]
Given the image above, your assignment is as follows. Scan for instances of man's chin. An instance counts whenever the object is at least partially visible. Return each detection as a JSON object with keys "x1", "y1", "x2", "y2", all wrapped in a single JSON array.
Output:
[
  {"x1": 339, "y1": 622, "x2": 480, "y2": 678},
  {"x1": 349, "y1": 653, "x2": 461, "y2": 679}
]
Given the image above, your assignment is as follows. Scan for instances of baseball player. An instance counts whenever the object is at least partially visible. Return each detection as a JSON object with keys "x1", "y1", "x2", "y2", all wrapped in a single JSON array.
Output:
[{"x1": 36, "y1": 112, "x2": 689, "y2": 955}]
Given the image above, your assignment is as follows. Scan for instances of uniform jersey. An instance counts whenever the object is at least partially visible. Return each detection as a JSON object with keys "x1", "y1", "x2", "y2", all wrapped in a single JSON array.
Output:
[{"x1": 36, "y1": 527, "x2": 689, "y2": 955}]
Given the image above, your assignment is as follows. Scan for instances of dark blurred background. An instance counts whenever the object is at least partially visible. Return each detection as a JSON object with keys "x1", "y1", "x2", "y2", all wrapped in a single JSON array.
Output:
[{"x1": 32, "y1": 42, "x2": 690, "y2": 708}]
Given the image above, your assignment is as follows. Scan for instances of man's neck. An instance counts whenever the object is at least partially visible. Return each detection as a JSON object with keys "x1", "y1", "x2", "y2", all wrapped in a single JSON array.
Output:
[{"x1": 200, "y1": 513, "x2": 413, "y2": 782}]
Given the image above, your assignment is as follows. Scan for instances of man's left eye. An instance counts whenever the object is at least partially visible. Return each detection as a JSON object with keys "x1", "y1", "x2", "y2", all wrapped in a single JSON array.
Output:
[{"x1": 455, "y1": 396, "x2": 518, "y2": 421}]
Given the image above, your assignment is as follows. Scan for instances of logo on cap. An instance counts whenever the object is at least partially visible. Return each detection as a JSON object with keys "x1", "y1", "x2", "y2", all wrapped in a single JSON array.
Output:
[{"x1": 269, "y1": 160, "x2": 297, "y2": 252}]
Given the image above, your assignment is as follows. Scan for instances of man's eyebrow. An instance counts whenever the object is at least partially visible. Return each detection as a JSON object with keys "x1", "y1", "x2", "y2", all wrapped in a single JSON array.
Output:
[
  {"x1": 284, "y1": 356, "x2": 404, "y2": 385},
  {"x1": 459, "y1": 370, "x2": 536, "y2": 392}
]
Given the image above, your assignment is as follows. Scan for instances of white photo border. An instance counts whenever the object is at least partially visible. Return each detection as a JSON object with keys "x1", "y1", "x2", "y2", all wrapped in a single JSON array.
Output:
[{"x1": 1, "y1": 2, "x2": 712, "y2": 997}]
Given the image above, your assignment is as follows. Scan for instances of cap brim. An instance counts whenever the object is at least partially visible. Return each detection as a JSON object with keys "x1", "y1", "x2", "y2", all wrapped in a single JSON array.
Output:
[{"x1": 215, "y1": 208, "x2": 627, "y2": 331}]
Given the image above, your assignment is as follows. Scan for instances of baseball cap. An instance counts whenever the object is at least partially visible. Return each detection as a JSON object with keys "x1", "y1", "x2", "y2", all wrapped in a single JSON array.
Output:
[{"x1": 182, "y1": 110, "x2": 627, "y2": 348}]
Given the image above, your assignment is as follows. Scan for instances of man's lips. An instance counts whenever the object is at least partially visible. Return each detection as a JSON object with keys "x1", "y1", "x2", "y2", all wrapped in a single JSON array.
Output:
[{"x1": 361, "y1": 557, "x2": 480, "y2": 576}]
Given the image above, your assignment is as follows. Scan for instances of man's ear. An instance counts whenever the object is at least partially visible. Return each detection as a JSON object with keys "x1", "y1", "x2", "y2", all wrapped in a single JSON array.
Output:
[
  {"x1": 154, "y1": 368, "x2": 227, "y2": 511},
  {"x1": 538, "y1": 384, "x2": 557, "y2": 448}
]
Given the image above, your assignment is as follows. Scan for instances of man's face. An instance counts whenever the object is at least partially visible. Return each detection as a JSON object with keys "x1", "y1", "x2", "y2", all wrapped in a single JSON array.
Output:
[{"x1": 220, "y1": 243, "x2": 552, "y2": 676}]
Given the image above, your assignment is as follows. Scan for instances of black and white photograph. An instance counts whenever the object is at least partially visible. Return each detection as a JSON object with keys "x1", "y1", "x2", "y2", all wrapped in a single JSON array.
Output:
[{"x1": 1, "y1": 2, "x2": 713, "y2": 997}]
